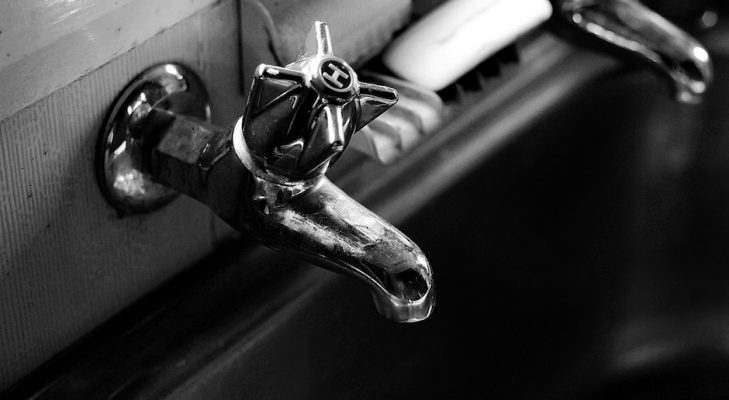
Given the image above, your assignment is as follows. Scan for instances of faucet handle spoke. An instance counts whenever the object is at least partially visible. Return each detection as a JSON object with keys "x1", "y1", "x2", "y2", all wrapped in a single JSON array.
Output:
[
  {"x1": 357, "y1": 82, "x2": 399, "y2": 132},
  {"x1": 248, "y1": 65, "x2": 307, "y2": 115},
  {"x1": 295, "y1": 20, "x2": 334, "y2": 61}
]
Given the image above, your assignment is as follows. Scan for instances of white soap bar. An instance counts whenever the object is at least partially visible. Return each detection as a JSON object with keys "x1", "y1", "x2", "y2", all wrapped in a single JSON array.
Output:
[{"x1": 383, "y1": 0, "x2": 553, "y2": 91}]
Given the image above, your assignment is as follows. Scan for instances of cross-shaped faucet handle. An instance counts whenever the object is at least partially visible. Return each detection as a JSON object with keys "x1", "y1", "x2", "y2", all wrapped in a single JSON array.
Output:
[{"x1": 239, "y1": 21, "x2": 399, "y2": 181}]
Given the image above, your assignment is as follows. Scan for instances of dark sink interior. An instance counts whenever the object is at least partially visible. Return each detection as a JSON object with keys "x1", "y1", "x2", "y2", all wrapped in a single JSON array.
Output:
[
  {"x1": 7, "y1": 29, "x2": 729, "y2": 400},
  {"x1": 213, "y1": 47, "x2": 729, "y2": 399}
]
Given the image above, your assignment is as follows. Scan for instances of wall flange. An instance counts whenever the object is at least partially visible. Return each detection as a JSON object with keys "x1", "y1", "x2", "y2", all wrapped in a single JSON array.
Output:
[{"x1": 96, "y1": 63, "x2": 211, "y2": 214}]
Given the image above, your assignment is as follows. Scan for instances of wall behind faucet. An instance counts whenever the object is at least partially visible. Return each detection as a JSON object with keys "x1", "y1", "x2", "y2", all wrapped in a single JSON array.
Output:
[
  {"x1": 0, "y1": 0, "x2": 216, "y2": 122},
  {"x1": 0, "y1": 0, "x2": 243, "y2": 391}
]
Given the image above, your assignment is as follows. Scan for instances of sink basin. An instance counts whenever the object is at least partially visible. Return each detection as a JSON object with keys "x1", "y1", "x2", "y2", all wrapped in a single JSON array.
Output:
[{"x1": 7, "y1": 31, "x2": 729, "y2": 400}]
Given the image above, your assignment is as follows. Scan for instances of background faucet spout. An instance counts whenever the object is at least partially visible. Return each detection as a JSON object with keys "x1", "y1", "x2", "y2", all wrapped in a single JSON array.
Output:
[{"x1": 551, "y1": 0, "x2": 713, "y2": 103}]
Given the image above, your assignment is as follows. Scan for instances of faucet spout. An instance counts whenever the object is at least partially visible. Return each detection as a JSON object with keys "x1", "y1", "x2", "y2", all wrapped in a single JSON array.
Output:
[
  {"x1": 242, "y1": 173, "x2": 435, "y2": 322},
  {"x1": 551, "y1": 0, "x2": 713, "y2": 103}
]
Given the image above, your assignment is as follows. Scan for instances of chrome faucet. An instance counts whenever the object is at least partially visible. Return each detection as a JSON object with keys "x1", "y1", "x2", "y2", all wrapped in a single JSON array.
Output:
[
  {"x1": 96, "y1": 22, "x2": 434, "y2": 322},
  {"x1": 551, "y1": 0, "x2": 713, "y2": 103}
]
